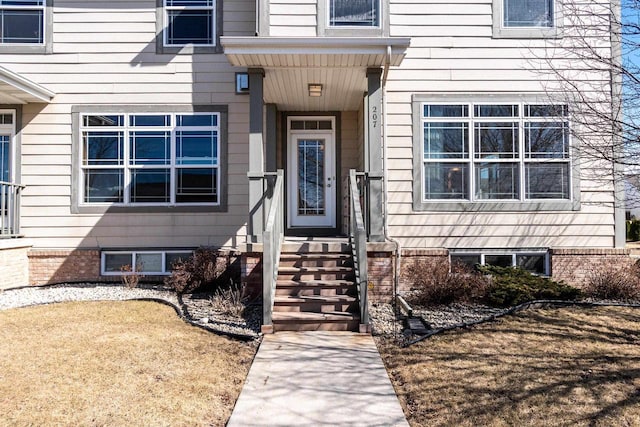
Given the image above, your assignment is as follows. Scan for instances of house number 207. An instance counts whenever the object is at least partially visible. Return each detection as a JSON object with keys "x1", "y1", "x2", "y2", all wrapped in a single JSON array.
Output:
[{"x1": 371, "y1": 106, "x2": 378, "y2": 128}]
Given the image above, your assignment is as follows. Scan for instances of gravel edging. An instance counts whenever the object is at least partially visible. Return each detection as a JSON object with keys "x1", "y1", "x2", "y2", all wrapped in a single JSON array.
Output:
[
  {"x1": 403, "y1": 299, "x2": 640, "y2": 347},
  {"x1": 0, "y1": 283, "x2": 261, "y2": 342}
]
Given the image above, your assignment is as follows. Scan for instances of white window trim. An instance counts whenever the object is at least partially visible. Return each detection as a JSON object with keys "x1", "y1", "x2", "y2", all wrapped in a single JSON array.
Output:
[
  {"x1": 450, "y1": 250, "x2": 550, "y2": 275},
  {"x1": 163, "y1": 0, "x2": 216, "y2": 47},
  {"x1": 420, "y1": 101, "x2": 572, "y2": 204},
  {"x1": 79, "y1": 112, "x2": 221, "y2": 208},
  {"x1": 101, "y1": 250, "x2": 193, "y2": 276},
  {"x1": 326, "y1": 0, "x2": 381, "y2": 29},
  {"x1": 492, "y1": 0, "x2": 562, "y2": 39}
]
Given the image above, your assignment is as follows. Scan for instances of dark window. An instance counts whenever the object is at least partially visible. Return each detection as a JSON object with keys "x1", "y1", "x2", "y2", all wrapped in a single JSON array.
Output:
[
  {"x1": 0, "y1": 0, "x2": 44, "y2": 44},
  {"x1": 329, "y1": 0, "x2": 379, "y2": 27},
  {"x1": 81, "y1": 112, "x2": 220, "y2": 205},
  {"x1": 164, "y1": 0, "x2": 214, "y2": 46}
]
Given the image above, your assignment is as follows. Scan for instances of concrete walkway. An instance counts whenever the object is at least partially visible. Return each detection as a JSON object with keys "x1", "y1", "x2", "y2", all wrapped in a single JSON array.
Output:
[{"x1": 228, "y1": 332, "x2": 408, "y2": 427}]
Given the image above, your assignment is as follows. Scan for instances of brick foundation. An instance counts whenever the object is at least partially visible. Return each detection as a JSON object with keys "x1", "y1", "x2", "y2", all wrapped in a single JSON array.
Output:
[
  {"x1": 0, "y1": 240, "x2": 32, "y2": 289},
  {"x1": 25, "y1": 245, "x2": 633, "y2": 295},
  {"x1": 241, "y1": 252, "x2": 263, "y2": 299},
  {"x1": 367, "y1": 248, "x2": 450, "y2": 303},
  {"x1": 28, "y1": 248, "x2": 242, "y2": 287},
  {"x1": 549, "y1": 248, "x2": 632, "y2": 288},
  {"x1": 29, "y1": 249, "x2": 103, "y2": 285}
]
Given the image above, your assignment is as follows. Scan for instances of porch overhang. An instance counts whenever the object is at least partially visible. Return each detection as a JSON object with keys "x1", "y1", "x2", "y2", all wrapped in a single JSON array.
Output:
[
  {"x1": 221, "y1": 37, "x2": 410, "y2": 111},
  {"x1": 221, "y1": 37, "x2": 410, "y2": 68},
  {"x1": 0, "y1": 65, "x2": 55, "y2": 104}
]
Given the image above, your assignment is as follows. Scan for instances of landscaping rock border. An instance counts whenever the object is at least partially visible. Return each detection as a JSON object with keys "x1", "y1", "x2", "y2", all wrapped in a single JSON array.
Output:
[
  {"x1": 0, "y1": 283, "x2": 261, "y2": 341},
  {"x1": 403, "y1": 300, "x2": 640, "y2": 347}
]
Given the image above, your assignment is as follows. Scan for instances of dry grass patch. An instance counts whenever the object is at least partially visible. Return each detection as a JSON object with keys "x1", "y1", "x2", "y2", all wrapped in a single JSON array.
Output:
[
  {"x1": 0, "y1": 300, "x2": 256, "y2": 426},
  {"x1": 378, "y1": 306, "x2": 640, "y2": 427}
]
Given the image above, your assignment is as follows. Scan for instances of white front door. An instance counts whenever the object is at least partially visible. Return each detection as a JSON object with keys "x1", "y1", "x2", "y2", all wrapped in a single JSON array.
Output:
[{"x1": 287, "y1": 118, "x2": 336, "y2": 228}]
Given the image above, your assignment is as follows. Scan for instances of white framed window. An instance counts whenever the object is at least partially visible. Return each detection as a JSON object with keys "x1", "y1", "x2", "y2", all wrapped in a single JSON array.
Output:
[
  {"x1": 492, "y1": 0, "x2": 560, "y2": 38},
  {"x1": 102, "y1": 250, "x2": 193, "y2": 276},
  {"x1": 450, "y1": 251, "x2": 549, "y2": 275},
  {"x1": 504, "y1": 0, "x2": 553, "y2": 28},
  {"x1": 164, "y1": 0, "x2": 215, "y2": 46},
  {"x1": 0, "y1": 0, "x2": 45, "y2": 44},
  {"x1": 421, "y1": 102, "x2": 570, "y2": 203},
  {"x1": 328, "y1": 0, "x2": 380, "y2": 27},
  {"x1": 80, "y1": 112, "x2": 220, "y2": 207},
  {"x1": 0, "y1": 109, "x2": 15, "y2": 183}
]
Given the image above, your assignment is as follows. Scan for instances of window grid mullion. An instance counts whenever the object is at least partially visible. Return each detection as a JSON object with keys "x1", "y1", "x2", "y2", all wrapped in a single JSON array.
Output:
[
  {"x1": 170, "y1": 122, "x2": 177, "y2": 204},
  {"x1": 519, "y1": 108, "x2": 525, "y2": 202},
  {"x1": 123, "y1": 123, "x2": 131, "y2": 204}
]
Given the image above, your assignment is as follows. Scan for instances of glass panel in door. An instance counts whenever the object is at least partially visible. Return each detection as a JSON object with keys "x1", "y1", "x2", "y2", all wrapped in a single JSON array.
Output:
[
  {"x1": 297, "y1": 139, "x2": 325, "y2": 216},
  {"x1": 288, "y1": 131, "x2": 336, "y2": 229}
]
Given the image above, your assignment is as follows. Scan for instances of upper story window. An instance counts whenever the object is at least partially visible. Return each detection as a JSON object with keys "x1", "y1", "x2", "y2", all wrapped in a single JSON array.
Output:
[
  {"x1": 492, "y1": 0, "x2": 560, "y2": 38},
  {"x1": 504, "y1": 0, "x2": 553, "y2": 27},
  {"x1": 0, "y1": 0, "x2": 45, "y2": 44},
  {"x1": 329, "y1": 0, "x2": 379, "y2": 27},
  {"x1": 80, "y1": 112, "x2": 220, "y2": 207},
  {"x1": 164, "y1": 0, "x2": 215, "y2": 46},
  {"x1": 414, "y1": 100, "x2": 575, "y2": 211}
]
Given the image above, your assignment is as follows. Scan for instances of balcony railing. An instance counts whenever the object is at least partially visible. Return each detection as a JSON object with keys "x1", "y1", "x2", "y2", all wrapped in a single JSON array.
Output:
[
  {"x1": 0, "y1": 181, "x2": 24, "y2": 238},
  {"x1": 349, "y1": 169, "x2": 369, "y2": 327}
]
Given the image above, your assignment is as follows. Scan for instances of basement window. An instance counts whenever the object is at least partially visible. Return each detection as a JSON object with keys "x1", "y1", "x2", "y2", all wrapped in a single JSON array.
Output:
[
  {"x1": 450, "y1": 251, "x2": 548, "y2": 275},
  {"x1": 102, "y1": 250, "x2": 192, "y2": 275}
]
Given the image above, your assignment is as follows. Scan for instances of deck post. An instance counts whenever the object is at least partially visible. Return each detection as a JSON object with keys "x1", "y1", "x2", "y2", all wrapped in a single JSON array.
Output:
[
  {"x1": 248, "y1": 68, "x2": 265, "y2": 241},
  {"x1": 366, "y1": 67, "x2": 384, "y2": 242}
]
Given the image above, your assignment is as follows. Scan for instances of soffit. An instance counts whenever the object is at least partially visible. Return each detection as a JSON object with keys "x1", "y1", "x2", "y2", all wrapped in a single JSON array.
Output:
[
  {"x1": 222, "y1": 37, "x2": 410, "y2": 111},
  {"x1": 0, "y1": 65, "x2": 55, "y2": 104}
]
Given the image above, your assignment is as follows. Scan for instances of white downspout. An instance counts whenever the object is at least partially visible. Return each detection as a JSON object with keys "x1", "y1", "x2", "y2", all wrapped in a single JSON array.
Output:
[{"x1": 381, "y1": 45, "x2": 402, "y2": 307}]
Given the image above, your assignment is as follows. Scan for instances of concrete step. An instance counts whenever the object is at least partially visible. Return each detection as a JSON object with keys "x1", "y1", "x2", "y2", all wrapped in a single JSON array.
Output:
[
  {"x1": 272, "y1": 311, "x2": 360, "y2": 332},
  {"x1": 273, "y1": 295, "x2": 358, "y2": 313}
]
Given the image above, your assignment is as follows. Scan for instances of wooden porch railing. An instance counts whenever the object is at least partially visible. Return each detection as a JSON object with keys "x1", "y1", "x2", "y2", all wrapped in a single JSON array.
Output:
[
  {"x1": 348, "y1": 169, "x2": 369, "y2": 326},
  {"x1": 0, "y1": 181, "x2": 24, "y2": 238},
  {"x1": 262, "y1": 170, "x2": 284, "y2": 329}
]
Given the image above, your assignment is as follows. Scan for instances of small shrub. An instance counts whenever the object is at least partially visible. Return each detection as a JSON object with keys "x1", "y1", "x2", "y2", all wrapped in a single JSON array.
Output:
[
  {"x1": 404, "y1": 259, "x2": 489, "y2": 305},
  {"x1": 120, "y1": 264, "x2": 142, "y2": 289},
  {"x1": 164, "y1": 248, "x2": 226, "y2": 295},
  {"x1": 584, "y1": 262, "x2": 640, "y2": 300},
  {"x1": 479, "y1": 265, "x2": 581, "y2": 307},
  {"x1": 209, "y1": 282, "x2": 247, "y2": 317}
]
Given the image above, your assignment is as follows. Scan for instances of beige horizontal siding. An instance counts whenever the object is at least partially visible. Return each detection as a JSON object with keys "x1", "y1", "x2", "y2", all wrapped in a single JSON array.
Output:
[
  {"x1": 15, "y1": 0, "x2": 255, "y2": 250},
  {"x1": 382, "y1": 0, "x2": 616, "y2": 250},
  {"x1": 269, "y1": 0, "x2": 317, "y2": 36}
]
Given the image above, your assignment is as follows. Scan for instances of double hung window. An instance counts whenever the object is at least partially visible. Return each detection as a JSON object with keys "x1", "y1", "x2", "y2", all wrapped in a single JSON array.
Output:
[
  {"x1": 421, "y1": 102, "x2": 570, "y2": 202},
  {"x1": 81, "y1": 112, "x2": 220, "y2": 206},
  {"x1": 0, "y1": 0, "x2": 44, "y2": 44},
  {"x1": 329, "y1": 0, "x2": 379, "y2": 27},
  {"x1": 164, "y1": 0, "x2": 215, "y2": 46}
]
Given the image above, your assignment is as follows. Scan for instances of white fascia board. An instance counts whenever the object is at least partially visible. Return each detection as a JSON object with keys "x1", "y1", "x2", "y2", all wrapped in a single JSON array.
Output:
[
  {"x1": 0, "y1": 65, "x2": 55, "y2": 103},
  {"x1": 221, "y1": 36, "x2": 411, "y2": 66}
]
